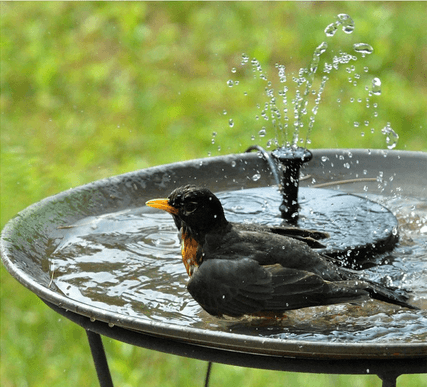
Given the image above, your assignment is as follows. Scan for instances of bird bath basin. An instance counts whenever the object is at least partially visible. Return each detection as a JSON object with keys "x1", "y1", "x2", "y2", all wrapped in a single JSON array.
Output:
[{"x1": 1, "y1": 149, "x2": 426, "y2": 386}]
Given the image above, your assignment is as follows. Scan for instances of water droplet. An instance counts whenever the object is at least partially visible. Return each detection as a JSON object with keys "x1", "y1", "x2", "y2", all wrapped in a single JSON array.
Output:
[
  {"x1": 252, "y1": 173, "x2": 261, "y2": 182},
  {"x1": 338, "y1": 14, "x2": 355, "y2": 34},
  {"x1": 372, "y1": 77, "x2": 382, "y2": 95},
  {"x1": 231, "y1": 67, "x2": 237, "y2": 73},
  {"x1": 381, "y1": 123, "x2": 399, "y2": 149},
  {"x1": 258, "y1": 128, "x2": 266, "y2": 137},
  {"x1": 231, "y1": 161, "x2": 236, "y2": 167},
  {"x1": 324, "y1": 22, "x2": 338, "y2": 37},
  {"x1": 241, "y1": 53, "x2": 249, "y2": 65},
  {"x1": 108, "y1": 322, "x2": 115, "y2": 328},
  {"x1": 278, "y1": 64, "x2": 286, "y2": 83},
  {"x1": 228, "y1": 119, "x2": 234, "y2": 127},
  {"x1": 314, "y1": 41, "x2": 328, "y2": 56},
  {"x1": 342, "y1": 25, "x2": 354, "y2": 34},
  {"x1": 227, "y1": 80, "x2": 234, "y2": 87},
  {"x1": 353, "y1": 43, "x2": 374, "y2": 56},
  {"x1": 321, "y1": 156, "x2": 329, "y2": 162}
]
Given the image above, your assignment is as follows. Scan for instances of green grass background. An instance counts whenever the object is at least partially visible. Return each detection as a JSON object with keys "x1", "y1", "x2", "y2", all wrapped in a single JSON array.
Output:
[{"x1": 1, "y1": 2, "x2": 426, "y2": 386}]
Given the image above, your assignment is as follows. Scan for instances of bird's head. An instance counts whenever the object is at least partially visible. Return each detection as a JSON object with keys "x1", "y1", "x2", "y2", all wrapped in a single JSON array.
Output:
[{"x1": 146, "y1": 185, "x2": 228, "y2": 240}]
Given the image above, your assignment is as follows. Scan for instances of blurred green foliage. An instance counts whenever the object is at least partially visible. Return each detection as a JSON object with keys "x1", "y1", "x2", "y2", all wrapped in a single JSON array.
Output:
[{"x1": 1, "y1": 3, "x2": 426, "y2": 387}]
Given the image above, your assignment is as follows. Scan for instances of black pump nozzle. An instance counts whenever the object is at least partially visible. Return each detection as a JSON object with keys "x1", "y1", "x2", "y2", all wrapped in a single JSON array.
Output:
[{"x1": 271, "y1": 146, "x2": 312, "y2": 223}]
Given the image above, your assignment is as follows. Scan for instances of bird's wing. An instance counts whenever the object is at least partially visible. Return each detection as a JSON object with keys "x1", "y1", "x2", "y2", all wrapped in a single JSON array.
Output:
[
  {"x1": 187, "y1": 258, "x2": 340, "y2": 317},
  {"x1": 268, "y1": 226, "x2": 329, "y2": 240},
  {"x1": 231, "y1": 223, "x2": 329, "y2": 248},
  {"x1": 206, "y1": 228, "x2": 344, "y2": 281},
  {"x1": 268, "y1": 226, "x2": 329, "y2": 248}
]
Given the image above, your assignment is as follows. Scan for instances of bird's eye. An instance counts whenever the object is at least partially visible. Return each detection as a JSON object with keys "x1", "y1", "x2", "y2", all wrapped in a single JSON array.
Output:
[{"x1": 183, "y1": 201, "x2": 198, "y2": 215}]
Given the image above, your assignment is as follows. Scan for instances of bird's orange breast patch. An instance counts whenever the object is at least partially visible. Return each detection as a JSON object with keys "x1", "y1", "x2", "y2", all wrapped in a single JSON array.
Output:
[{"x1": 181, "y1": 232, "x2": 199, "y2": 276}]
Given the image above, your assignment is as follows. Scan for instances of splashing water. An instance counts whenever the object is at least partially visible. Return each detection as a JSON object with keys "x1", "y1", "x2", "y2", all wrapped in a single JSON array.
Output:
[
  {"x1": 381, "y1": 123, "x2": 399, "y2": 149},
  {"x1": 372, "y1": 77, "x2": 382, "y2": 96},
  {"x1": 324, "y1": 13, "x2": 355, "y2": 37},
  {"x1": 353, "y1": 43, "x2": 374, "y2": 57},
  {"x1": 225, "y1": 14, "x2": 396, "y2": 152}
]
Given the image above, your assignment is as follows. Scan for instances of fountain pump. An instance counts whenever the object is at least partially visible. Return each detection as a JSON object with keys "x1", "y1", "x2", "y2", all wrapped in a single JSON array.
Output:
[
  {"x1": 271, "y1": 146, "x2": 312, "y2": 223},
  {"x1": 246, "y1": 145, "x2": 312, "y2": 223}
]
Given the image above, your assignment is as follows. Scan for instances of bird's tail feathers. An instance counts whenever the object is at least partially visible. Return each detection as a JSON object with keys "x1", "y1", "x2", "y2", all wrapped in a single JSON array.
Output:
[{"x1": 329, "y1": 279, "x2": 419, "y2": 310}]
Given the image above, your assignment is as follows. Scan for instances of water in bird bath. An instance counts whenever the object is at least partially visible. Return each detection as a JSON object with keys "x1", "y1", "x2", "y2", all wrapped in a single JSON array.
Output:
[{"x1": 47, "y1": 187, "x2": 427, "y2": 343}]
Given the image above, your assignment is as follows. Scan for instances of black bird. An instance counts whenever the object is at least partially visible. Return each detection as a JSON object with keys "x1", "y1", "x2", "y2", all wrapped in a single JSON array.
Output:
[{"x1": 146, "y1": 185, "x2": 417, "y2": 317}]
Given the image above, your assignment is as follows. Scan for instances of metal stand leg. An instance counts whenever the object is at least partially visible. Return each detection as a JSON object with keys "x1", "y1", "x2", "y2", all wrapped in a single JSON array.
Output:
[
  {"x1": 378, "y1": 372, "x2": 399, "y2": 387},
  {"x1": 86, "y1": 330, "x2": 114, "y2": 387},
  {"x1": 204, "y1": 362, "x2": 213, "y2": 387}
]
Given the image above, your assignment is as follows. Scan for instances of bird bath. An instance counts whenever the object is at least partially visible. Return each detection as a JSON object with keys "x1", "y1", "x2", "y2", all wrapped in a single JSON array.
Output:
[
  {"x1": 1, "y1": 149, "x2": 426, "y2": 387},
  {"x1": 2, "y1": 12, "x2": 426, "y2": 387}
]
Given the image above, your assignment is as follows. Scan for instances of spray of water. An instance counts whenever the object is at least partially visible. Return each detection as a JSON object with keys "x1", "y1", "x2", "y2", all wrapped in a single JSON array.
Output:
[{"x1": 224, "y1": 14, "x2": 396, "y2": 152}]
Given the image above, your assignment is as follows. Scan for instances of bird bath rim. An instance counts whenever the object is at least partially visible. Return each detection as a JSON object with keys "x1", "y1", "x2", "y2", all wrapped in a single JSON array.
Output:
[{"x1": 1, "y1": 148, "x2": 426, "y2": 360}]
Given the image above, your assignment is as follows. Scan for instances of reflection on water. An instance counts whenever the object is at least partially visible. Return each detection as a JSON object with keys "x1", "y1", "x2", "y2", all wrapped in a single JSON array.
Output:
[{"x1": 49, "y1": 187, "x2": 427, "y2": 343}]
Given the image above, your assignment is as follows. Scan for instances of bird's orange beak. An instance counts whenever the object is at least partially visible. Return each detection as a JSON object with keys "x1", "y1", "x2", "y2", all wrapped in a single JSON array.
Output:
[{"x1": 146, "y1": 198, "x2": 179, "y2": 215}]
